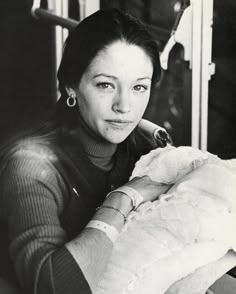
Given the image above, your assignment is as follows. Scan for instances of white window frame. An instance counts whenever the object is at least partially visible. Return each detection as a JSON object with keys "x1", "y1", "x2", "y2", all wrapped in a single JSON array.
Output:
[
  {"x1": 161, "y1": 0, "x2": 215, "y2": 151},
  {"x1": 192, "y1": 0, "x2": 215, "y2": 151}
]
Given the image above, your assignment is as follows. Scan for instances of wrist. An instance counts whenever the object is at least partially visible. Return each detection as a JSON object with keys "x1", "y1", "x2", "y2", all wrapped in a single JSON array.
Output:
[
  {"x1": 93, "y1": 192, "x2": 133, "y2": 231},
  {"x1": 104, "y1": 191, "x2": 133, "y2": 215},
  {"x1": 86, "y1": 220, "x2": 119, "y2": 244},
  {"x1": 107, "y1": 186, "x2": 144, "y2": 210}
]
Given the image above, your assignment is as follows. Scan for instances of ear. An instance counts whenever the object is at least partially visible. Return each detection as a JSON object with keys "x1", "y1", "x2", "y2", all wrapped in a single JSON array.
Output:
[{"x1": 65, "y1": 87, "x2": 76, "y2": 97}]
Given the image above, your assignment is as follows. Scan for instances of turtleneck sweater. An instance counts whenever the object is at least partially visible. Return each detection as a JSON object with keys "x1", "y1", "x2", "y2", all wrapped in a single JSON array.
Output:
[
  {"x1": 0, "y1": 114, "x2": 139, "y2": 294},
  {"x1": 74, "y1": 113, "x2": 117, "y2": 171}
]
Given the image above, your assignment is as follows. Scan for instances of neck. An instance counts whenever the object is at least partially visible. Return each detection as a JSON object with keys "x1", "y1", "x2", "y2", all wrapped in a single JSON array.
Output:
[{"x1": 74, "y1": 113, "x2": 117, "y2": 170}]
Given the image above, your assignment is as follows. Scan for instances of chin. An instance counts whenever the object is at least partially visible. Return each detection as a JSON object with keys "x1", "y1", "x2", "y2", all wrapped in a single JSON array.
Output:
[
  {"x1": 105, "y1": 132, "x2": 130, "y2": 144},
  {"x1": 111, "y1": 138, "x2": 126, "y2": 144}
]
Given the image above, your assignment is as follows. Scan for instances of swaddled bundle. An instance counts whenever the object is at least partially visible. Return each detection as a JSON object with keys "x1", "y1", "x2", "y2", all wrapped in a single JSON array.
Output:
[
  {"x1": 94, "y1": 146, "x2": 236, "y2": 294},
  {"x1": 130, "y1": 145, "x2": 218, "y2": 183}
]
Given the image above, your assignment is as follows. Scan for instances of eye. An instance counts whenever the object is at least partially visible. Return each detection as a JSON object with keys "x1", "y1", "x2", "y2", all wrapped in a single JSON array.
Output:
[
  {"x1": 133, "y1": 85, "x2": 148, "y2": 93},
  {"x1": 96, "y1": 82, "x2": 114, "y2": 90}
]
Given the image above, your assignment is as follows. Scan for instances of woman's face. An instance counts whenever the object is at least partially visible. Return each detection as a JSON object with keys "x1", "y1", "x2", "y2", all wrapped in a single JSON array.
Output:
[{"x1": 73, "y1": 40, "x2": 153, "y2": 144}]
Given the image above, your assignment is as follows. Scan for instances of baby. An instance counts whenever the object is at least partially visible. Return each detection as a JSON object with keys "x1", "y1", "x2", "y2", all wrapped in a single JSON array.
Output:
[{"x1": 130, "y1": 145, "x2": 219, "y2": 184}]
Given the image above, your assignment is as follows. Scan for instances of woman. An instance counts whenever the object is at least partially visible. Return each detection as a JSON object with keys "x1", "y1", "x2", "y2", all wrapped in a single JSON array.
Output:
[{"x1": 0, "y1": 8, "x2": 170, "y2": 294}]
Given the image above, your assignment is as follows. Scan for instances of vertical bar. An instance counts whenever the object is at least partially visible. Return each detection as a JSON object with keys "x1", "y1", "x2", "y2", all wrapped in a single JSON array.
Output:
[
  {"x1": 78, "y1": 0, "x2": 100, "y2": 20},
  {"x1": 62, "y1": 0, "x2": 69, "y2": 42},
  {"x1": 54, "y1": 0, "x2": 63, "y2": 73},
  {"x1": 47, "y1": 0, "x2": 55, "y2": 10},
  {"x1": 191, "y1": 0, "x2": 203, "y2": 148},
  {"x1": 54, "y1": 0, "x2": 63, "y2": 99},
  {"x1": 79, "y1": 0, "x2": 86, "y2": 20},
  {"x1": 46, "y1": 0, "x2": 59, "y2": 98},
  {"x1": 200, "y1": 0, "x2": 214, "y2": 150},
  {"x1": 53, "y1": 0, "x2": 70, "y2": 99},
  {"x1": 84, "y1": 0, "x2": 100, "y2": 17}
]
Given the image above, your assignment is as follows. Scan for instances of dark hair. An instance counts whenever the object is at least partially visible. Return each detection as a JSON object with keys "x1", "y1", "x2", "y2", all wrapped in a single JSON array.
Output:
[
  {"x1": 56, "y1": 8, "x2": 161, "y2": 126},
  {"x1": 0, "y1": 9, "x2": 161, "y2": 161}
]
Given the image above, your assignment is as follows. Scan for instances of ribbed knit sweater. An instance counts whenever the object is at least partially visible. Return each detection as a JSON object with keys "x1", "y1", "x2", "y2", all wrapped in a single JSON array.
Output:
[{"x1": 0, "y1": 119, "x2": 156, "y2": 294}]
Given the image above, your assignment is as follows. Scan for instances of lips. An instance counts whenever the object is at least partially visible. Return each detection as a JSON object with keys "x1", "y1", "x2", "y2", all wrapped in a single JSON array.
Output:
[{"x1": 106, "y1": 119, "x2": 133, "y2": 128}]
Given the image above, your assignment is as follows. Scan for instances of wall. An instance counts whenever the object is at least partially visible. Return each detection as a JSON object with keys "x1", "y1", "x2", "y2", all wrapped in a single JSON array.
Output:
[{"x1": 0, "y1": 0, "x2": 56, "y2": 142}]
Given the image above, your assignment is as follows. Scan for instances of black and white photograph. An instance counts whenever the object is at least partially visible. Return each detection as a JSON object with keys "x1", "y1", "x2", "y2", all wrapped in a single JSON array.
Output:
[{"x1": 0, "y1": 1, "x2": 235, "y2": 293}]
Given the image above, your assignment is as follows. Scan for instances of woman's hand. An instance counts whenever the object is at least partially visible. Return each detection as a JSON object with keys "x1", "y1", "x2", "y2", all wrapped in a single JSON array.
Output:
[
  {"x1": 100, "y1": 176, "x2": 171, "y2": 231},
  {"x1": 125, "y1": 175, "x2": 171, "y2": 203}
]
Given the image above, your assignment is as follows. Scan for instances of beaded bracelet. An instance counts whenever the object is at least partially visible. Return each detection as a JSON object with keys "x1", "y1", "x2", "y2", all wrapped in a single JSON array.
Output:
[{"x1": 96, "y1": 205, "x2": 127, "y2": 224}]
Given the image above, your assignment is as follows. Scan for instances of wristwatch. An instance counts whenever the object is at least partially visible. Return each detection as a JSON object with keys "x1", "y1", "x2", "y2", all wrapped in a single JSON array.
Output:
[{"x1": 107, "y1": 186, "x2": 144, "y2": 210}]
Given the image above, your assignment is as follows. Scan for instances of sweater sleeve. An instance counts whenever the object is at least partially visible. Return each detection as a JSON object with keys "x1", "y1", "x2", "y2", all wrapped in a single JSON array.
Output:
[{"x1": 0, "y1": 148, "x2": 91, "y2": 294}]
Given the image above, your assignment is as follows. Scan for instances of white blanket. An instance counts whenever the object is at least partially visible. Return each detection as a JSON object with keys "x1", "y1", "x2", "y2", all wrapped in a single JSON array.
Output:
[{"x1": 95, "y1": 146, "x2": 236, "y2": 294}]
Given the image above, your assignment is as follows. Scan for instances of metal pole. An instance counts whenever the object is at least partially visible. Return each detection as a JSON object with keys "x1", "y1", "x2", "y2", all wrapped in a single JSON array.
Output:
[{"x1": 33, "y1": 8, "x2": 78, "y2": 30}]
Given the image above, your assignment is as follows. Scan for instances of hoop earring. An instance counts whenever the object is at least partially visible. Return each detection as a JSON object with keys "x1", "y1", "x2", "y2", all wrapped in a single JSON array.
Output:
[{"x1": 66, "y1": 93, "x2": 77, "y2": 107}]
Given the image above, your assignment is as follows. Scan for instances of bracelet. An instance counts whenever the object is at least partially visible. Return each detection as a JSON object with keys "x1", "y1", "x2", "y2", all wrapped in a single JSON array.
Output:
[
  {"x1": 106, "y1": 186, "x2": 144, "y2": 210},
  {"x1": 86, "y1": 220, "x2": 119, "y2": 244},
  {"x1": 96, "y1": 205, "x2": 127, "y2": 224}
]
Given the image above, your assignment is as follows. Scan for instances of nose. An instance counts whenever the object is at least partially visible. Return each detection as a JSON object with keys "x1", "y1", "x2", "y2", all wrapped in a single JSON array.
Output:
[{"x1": 112, "y1": 89, "x2": 131, "y2": 113}]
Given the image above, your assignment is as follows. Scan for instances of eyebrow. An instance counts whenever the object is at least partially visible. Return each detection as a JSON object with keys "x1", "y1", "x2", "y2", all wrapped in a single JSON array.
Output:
[
  {"x1": 93, "y1": 73, "x2": 118, "y2": 80},
  {"x1": 137, "y1": 77, "x2": 152, "y2": 81},
  {"x1": 93, "y1": 73, "x2": 152, "y2": 81}
]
